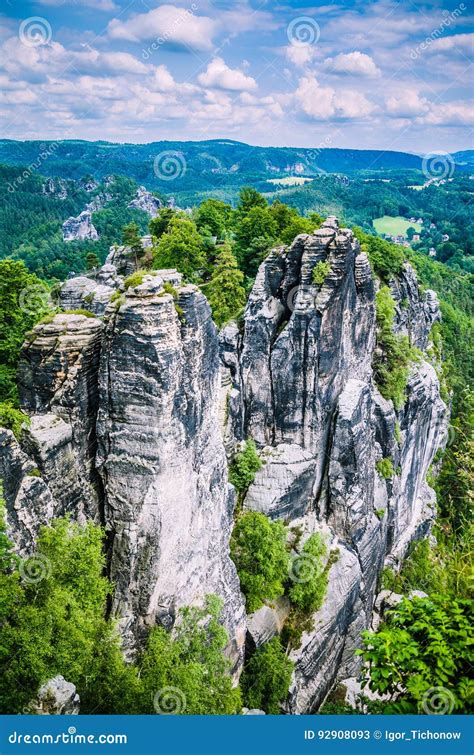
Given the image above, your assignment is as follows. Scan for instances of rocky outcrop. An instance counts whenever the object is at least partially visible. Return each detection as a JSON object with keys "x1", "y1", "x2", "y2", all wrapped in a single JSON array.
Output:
[
  {"x1": 3, "y1": 268, "x2": 246, "y2": 670},
  {"x1": 62, "y1": 210, "x2": 99, "y2": 242},
  {"x1": 220, "y1": 217, "x2": 448, "y2": 712},
  {"x1": 95, "y1": 272, "x2": 245, "y2": 661},
  {"x1": 30, "y1": 676, "x2": 80, "y2": 715},
  {"x1": 128, "y1": 186, "x2": 162, "y2": 217},
  {"x1": 0, "y1": 215, "x2": 448, "y2": 712}
]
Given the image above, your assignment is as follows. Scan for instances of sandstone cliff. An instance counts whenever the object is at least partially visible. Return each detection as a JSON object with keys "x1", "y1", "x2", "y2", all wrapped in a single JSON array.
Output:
[
  {"x1": 220, "y1": 218, "x2": 447, "y2": 711},
  {"x1": 1, "y1": 219, "x2": 447, "y2": 711}
]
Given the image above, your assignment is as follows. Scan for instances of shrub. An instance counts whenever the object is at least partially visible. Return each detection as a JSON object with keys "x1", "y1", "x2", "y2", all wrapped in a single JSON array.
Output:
[
  {"x1": 0, "y1": 402, "x2": 30, "y2": 439},
  {"x1": 358, "y1": 594, "x2": 474, "y2": 713},
  {"x1": 138, "y1": 595, "x2": 240, "y2": 715},
  {"x1": 376, "y1": 457, "x2": 395, "y2": 479},
  {"x1": 288, "y1": 534, "x2": 329, "y2": 614},
  {"x1": 124, "y1": 270, "x2": 147, "y2": 289},
  {"x1": 374, "y1": 286, "x2": 421, "y2": 409},
  {"x1": 312, "y1": 260, "x2": 331, "y2": 285},
  {"x1": 240, "y1": 637, "x2": 294, "y2": 714},
  {"x1": 228, "y1": 440, "x2": 262, "y2": 493},
  {"x1": 230, "y1": 511, "x2": 289, "y2": 613}
]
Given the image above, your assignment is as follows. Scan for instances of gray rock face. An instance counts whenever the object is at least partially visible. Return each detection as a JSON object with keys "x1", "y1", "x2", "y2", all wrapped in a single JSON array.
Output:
[
  {"x1": 96, "y1": 272, "x2": 246, "y2": 662},
  {"x1": 128, "y1": 186, "x2": 162, "y2": 217},
  {"x1": 32, "y1": 676, "x2": 80, "y2": 715},
  {"x1": 221, "y1": 218, "x2": 448, "y2": 712},
  {"x1": 62, "y1": 210, "x2": 99, "y2": 242}
]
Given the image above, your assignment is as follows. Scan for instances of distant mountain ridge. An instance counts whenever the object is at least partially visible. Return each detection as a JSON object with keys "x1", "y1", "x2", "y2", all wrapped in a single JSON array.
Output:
[{"x1": 1, "y1": 139, "x2": 471, "y2": 194}]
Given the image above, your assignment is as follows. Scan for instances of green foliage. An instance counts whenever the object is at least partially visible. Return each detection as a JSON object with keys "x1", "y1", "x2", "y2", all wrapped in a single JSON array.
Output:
[
  {"x1": 194, "y1": 199, "x2": 232, "y2": 239},
  {"x1": 137, "y1": 595, "x2": 241, "y2": 715},
  {"x1": 123, "y1": 270, "x2": 147, "y2": 289},
  {"x1": 62, "y1": 309, "x2": 96, "y2": 318},
  {"x1": 0, "y1": 517, "x2": 119, "y2": 713},
  {"x1": 374, "y1": 286, "x2": 420, "y2": 409},
  {"x1": 0, "y1": 402, "x2": 30, "y2": 439},
  {"x1": 375, "y1": 508, "x2": 386, "y2": 520},
  {"x1": 228, "y1": 440, "x2": 262, "y2": 492},
  {"x1": 358, "y1": 594, "x2": 474, "y2": 713},
  {"x1": 234, "y1": 201, "x2": 278, "y2": 278},
  {"x1": 240, "y1": 637, "x2": 294, "y2": 714},
  {"x1": 312, "y1": 260, "x2": 331, "y2": 285},
  {"x1": 353, "y1": 227, "x2": 405, "y2": 280},
  {"x1": 85, "y1": 252, "x2": 99, "y2": 270},
  {"x1": 122, "y1": 222, "x2": 144, "y2": 261},
  {"x1": 230, "y1": 511, "x2": 289, "y2": 613},
  {"x1": 394, "y1": 421, "x2": 401, "y2": 444},
  {"x1": 0, "y1": 259, "x2": 50, "y2": 403},
  {"x1": 203, "y1": 242, "x2": 246, "y2": 327},
  {"x1": 376, "y1": 457, "x2": 395, "y2": 479},
  {"x1": 288, "y1": 534, "x2": 329, "y2": 614},
  {"x1": 149, "y1": 208, "x2": 176, "y2": 240},
  {"x1": 153, "y1": 217, "x2": 205, "y2": 279}
]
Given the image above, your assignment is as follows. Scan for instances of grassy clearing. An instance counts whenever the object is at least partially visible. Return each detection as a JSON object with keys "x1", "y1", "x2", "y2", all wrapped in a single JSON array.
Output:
[{"x1": 373, "y1": 215, "x2": 422, "y2": 237}]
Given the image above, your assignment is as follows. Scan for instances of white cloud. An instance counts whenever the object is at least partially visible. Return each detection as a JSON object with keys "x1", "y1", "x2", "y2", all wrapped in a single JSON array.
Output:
[
  {"x1": 421, "y1": 101, "x2": 474, "y2": 126},
  {"x1": 323, "y1": 51, "x2": 381, "y2": 77},
  {"x1": 198, "y1": 58, "x2": 257, "y2": 91},
  {"x1": 285, "y1": 42, "x2": 316, "y2": 68},
  {"x1": 294, "y1": 75, "x2": 374, "y2": 120},
  {"x1": 386, "y1": 91, "x2": 430, "y2": 117},
  {"x1": 427, "y1": 33, "x2": 474, "y2": 54},
  {"x1": 108, "y1": 5, "x2": 217, "y2": 51},
  {"x1": 39, "y1": 0, "x2": 118, "y2": 10}
]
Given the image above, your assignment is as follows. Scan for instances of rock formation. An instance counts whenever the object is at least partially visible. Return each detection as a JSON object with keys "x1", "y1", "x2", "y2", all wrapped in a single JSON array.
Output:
[
  {"x1": 128, "y1": 186, "x2": 162, "y2": 217},
  {"x1": 220, "y1": 217, "x2": 447, "y2": 712},
  {"x1": 0, "y1": 217, "x2": 447, "y2": 712},
  {"x1": 62, "y1": 210, "x2": 99, "y2": 242}
]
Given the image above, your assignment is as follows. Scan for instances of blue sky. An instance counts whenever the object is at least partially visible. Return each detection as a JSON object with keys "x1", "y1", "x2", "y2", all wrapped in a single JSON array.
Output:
[{"x1": 1, "y1": 0, "x2": 472, "y2": 151}]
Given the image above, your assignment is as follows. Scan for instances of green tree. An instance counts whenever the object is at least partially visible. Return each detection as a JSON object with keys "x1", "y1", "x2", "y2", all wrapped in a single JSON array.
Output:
[
  {"x1": 231, "y1": 511, "x2": 289, "y2": 613},
  {"x1": 149, "y1": 207, "x2": 175, "y2": 240},
  {"x1": 0, "y1": 259, "x2": 50, "y2": 403},
  {"x1": 195, "y1": 199, "x2": 232, "y2": 239},
  {"x1": 240, "y1": 637, "x2": 294, "y2": 714},
  {"x1": 0, "y1": 518, "x2": 125, "y2": 714},
  {"x1": 138, "y1": 595, "x2": 241, "y2": 715},
  {"x1": 122, "y1": 222, "x2": 144, "y2": 265},
  {"x1": 228, "y1": 440, "x2": 262, "y2": 493},
  {"x1": 234, "y1": 207, "x2": 278, "y2": 278},
  {"x1": 288, "y1": 534, "x2": 329, "y2": 614},
  {"x1": 358, "y1": 595, "x2": 474, "y2": 713},
  {"x1": 153, "y1": 217, "x2": 205, "y2": 279},
  {"x1": 235, "y1": 186, "x2": 267, "y2": 217},
  {"x1": 85, "y1": 252, "x2": 99, "y2": 270},
  {"x1": 203, "y1": 242, "x2": 246, "y2": 327}
]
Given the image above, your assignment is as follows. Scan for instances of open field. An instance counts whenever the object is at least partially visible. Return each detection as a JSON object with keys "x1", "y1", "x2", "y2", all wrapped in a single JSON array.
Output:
[{"x1": 373, "y1": 215, "x2": 422, "y2": 237}]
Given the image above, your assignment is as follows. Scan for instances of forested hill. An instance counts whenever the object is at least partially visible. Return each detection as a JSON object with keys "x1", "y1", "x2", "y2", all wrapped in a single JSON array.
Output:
[{"x1": 3, "y1": 139, "x2": 472, "y2": 191}]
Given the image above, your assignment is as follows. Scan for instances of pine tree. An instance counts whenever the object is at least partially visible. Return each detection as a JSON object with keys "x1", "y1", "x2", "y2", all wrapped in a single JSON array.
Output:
[{"x1": 204, "y1": 242, "x2": 246, "y2": 326}]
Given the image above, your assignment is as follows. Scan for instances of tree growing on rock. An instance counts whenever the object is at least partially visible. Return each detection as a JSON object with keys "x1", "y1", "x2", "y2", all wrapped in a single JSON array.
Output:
[{"x1": 203, "y1": 241, "x2": 246, "y2": 327}]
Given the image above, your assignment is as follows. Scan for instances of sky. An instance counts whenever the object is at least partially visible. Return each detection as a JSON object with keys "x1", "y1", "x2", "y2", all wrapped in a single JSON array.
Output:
[{"x1": 0, "y1": 0, "x2": 472, "y2": 152}]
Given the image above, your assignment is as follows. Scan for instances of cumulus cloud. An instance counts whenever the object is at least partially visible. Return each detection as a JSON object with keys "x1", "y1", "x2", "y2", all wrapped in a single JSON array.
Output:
[
  {"x1": 107, "y1": 4, "x2": 217, "y2": 51},
  {"x1": 386, "y1": 91, "x2": 430, "y2": 117},
  {"x1": 323, "y1": 51, "x2": 381, "y2": 77},
  {"x1": 198, "y1": 58, "x2": 257, "y2": 91},
  {"x1": 39, "y1": 0, "x2": 118, "y2": 10},
  {"x1": 294, "y1": 75, "x2": 374, "y2": 120},
  {"x1": 285, "y1": 42, "x2": 316, "y2": 68},
  {"x1": 421, "y1": 101, "x2": 474, "y2": 126}
]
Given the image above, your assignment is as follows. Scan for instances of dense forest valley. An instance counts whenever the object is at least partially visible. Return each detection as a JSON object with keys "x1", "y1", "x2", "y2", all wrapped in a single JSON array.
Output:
[{"x1": 0, "y1": 141, "x2": 472, "y2": 716}]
